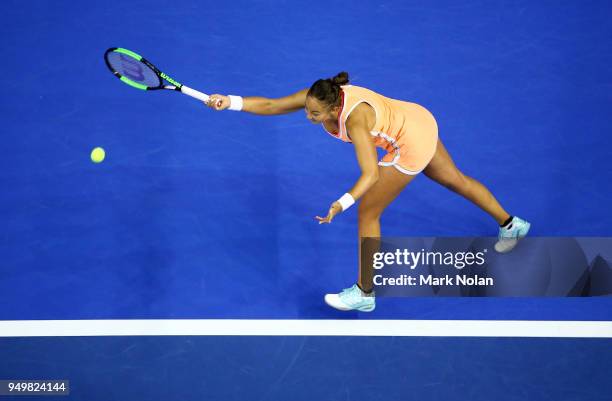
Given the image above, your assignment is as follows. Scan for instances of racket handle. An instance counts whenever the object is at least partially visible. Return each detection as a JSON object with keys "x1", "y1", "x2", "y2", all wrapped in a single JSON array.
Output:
[{"x1": 180, "y1": 85, "x2": 210, "y2": 103}]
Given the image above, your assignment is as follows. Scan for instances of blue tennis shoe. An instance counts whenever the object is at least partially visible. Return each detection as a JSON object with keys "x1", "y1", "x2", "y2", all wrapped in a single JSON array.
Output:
[
  {"x1": 324, "y1": 284, "x2": 376, "y2": 312},
  {"x1": 495, "y1": 216, "x2": 531, "y2": 253}
]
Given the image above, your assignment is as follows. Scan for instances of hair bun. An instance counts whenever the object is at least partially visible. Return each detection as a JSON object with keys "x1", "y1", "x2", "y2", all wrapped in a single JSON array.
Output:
[{"x1": 330, "y1": 71, "x2": 349, "y2": 86}]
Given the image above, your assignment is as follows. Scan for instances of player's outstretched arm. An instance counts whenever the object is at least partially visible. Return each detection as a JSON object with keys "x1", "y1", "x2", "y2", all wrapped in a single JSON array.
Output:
[
  {"x1": 315, "y1": 104, "x2": 379, "y2": 225},
  {"x1": 206, "y1": 89, "x2": 308, "y2": 115}
]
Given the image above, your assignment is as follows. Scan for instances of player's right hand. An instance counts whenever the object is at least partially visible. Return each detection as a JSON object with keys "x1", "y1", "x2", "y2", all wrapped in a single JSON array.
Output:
[{"x1": 206, "y1": 94, "x2": 230, "y2": 111}]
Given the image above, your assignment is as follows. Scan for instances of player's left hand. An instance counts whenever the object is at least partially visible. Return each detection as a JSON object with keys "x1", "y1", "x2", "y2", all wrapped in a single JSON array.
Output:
[{"x1": 315, "y1": 202, "x2": 343, "y2": 224}]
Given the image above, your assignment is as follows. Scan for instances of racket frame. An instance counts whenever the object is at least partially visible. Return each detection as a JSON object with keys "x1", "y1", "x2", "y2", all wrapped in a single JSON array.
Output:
[{"x1": 104, "y1": 47, "x2": 209, "y2": 102}]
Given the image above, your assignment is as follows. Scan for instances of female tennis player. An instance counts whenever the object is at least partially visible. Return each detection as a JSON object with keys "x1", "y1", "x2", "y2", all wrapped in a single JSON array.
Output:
[{"x1": 205, "y1": 72, "x2": 530, "y2": 312}]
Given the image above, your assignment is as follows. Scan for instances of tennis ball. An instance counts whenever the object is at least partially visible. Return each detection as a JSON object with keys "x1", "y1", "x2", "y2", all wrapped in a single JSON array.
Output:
[{"x1": 91, "y1": 147, "x2": 106, "y2": 163}]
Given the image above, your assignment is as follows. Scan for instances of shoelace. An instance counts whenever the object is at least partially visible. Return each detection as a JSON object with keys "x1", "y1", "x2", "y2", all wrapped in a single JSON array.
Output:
[
  {"x1": 339, "y1": 286, "x2": 353, "y2": 295},
  {"x1": 340, "y1": 285, "x2": 366, "y2": 304}
]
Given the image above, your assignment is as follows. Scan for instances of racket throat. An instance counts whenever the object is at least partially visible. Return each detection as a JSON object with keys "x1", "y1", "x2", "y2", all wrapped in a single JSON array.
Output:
[{"x1": 160, "y1": 72, "x2": 182, "y2": 88}]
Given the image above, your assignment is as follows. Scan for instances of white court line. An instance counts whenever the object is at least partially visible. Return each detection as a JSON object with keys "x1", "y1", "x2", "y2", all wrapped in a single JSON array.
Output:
[{"x1": 1, "y1": 320, "x2": 612, "y2": 338}]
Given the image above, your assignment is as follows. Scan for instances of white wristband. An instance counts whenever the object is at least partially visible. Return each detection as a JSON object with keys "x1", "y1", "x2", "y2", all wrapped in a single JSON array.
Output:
[
  {"x1": 337, "y1": 193, "x2": 355, "y2": 211},
  {"x1": 228, "y1": 95, "x2": 243, "y2": 111}
]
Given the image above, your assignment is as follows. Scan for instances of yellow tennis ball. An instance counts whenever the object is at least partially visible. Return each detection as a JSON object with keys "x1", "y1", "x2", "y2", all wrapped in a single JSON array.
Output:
[{"x1": 91, "y1": 147, "x2": 106, "y2": 163}]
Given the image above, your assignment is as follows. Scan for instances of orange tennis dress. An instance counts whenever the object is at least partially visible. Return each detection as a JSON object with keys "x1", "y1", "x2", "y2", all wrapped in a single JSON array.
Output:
[{"x1": 322, "y1": 85, "x2": 439, "y2": 175}]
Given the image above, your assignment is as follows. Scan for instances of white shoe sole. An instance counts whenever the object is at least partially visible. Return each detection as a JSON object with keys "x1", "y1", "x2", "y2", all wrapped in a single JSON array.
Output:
[
  {"x1": 324, "y1": 294, "x2": 375, "y2": 312},
  {"x1": 494, "y1": 238, "x2": 519, "y2": 253}
]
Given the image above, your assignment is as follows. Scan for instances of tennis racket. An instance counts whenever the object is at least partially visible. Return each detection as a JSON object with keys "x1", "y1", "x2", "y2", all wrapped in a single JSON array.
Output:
[{"x1": 104, "y1": 47, "x2": 210, "y2": 103}]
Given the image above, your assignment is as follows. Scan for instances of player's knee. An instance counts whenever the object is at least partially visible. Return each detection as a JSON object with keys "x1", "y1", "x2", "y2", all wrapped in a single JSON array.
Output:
[{"x1": 358, "y1": 202, "x2": 383, "y2": 222}]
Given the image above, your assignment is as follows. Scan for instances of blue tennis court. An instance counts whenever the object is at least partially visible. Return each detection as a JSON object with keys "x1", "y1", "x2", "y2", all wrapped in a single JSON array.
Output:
[{"x1": 1, "y1": 0, "x2": 611, "y2": 399}]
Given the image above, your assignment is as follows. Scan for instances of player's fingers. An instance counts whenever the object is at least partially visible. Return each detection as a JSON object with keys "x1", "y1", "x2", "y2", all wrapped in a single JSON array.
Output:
[
  {"x1": 206, "y1": 95, "x2": 223, "y2": 110},
  {"x1": 216, "y1": 97, "x2": 230, "y2": 111},
  {"x1": 317, "y1": 214, "x2": 331, "y2": 224},
  {"x1": 213, "y1": 97, "x2": 223, "y2": 110}
]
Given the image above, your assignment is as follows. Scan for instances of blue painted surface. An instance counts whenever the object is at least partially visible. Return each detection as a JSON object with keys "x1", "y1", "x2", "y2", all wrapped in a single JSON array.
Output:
[
  {"x1": 1, "y1": 336, "x2": 611, "y2": 401},
  {"x1": 1, "y1": 0, "x2": 612, "y2": 321}
]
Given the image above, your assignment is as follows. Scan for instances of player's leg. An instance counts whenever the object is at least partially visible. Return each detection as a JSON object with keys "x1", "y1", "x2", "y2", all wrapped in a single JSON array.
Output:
[
  {"x1": 422, "y1": 139, "x2": 530, "y2": 252},
  {"x1": 356, "y1": 166, "x2": 417, "y2": 290},
  {"x1": 423, "y1": 139, "x2": 510, "y2": 223},
  {"x1": 324, "y1": 166, "x2": 417, "y2": 312}
]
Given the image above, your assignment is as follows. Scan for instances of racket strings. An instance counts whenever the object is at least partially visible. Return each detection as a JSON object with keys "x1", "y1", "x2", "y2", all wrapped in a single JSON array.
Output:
[{"x1": 106, "y1": 51, "x2": 160, "y2": 88}]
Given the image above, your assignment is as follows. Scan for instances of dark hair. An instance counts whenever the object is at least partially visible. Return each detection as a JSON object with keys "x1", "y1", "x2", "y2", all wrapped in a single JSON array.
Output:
[{"x1": 307, "y1": 72, "x2": 350, "y2": 108}]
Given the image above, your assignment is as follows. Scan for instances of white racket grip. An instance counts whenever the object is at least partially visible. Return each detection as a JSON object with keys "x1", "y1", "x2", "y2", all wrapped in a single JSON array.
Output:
[{"x1": 180, "y1": 85, "x2": 210, "y2": 103}]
